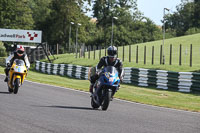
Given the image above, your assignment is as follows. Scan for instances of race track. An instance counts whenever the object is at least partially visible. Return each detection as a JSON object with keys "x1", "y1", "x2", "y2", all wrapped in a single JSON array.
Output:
[{"x1": 0, "y1": 75, "x2": 199, "y2": 133}]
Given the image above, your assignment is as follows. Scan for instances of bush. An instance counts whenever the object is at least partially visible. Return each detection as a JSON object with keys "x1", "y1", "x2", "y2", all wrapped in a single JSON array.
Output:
[
  {"x1": 0, "y1": 42, "x2": 7, "y2": 57},
  {"x1": 185, "y1": 27, "x2": 200, "y2": 35}
]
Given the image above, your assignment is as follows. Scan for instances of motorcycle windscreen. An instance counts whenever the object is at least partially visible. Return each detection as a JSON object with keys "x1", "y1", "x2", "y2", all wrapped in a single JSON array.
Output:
[
  {"x1": 103, "y1": 66, "x2": 118, "y2": 75},
  {"x1": 14, "y1": 59, "x2": 25, "y2": 66}
]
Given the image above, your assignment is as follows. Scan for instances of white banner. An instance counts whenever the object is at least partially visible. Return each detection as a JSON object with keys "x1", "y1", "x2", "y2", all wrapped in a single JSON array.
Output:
[{"x1": 0, "y1": 29, "x2": 42, "y2": 43}]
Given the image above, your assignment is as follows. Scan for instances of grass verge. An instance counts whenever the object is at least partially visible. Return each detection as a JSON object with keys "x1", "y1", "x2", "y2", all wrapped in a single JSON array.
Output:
[
  {"x1": 43, "y1": 33, "x2": 200, "y2": 72},
  {"x1": 0, "y1": 66, "x2": 200, "y2": 112}
]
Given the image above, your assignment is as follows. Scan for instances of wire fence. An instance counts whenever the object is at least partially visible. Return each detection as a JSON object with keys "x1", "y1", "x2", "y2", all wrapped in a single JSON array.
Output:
[{"x1": 73, "y1": 44, "x2": 200, "y2": 67}]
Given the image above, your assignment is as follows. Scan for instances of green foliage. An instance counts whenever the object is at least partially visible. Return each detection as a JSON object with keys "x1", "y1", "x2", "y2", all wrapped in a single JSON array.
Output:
[
  {"x1": 0, "y1": 0, "x2": 34, "y2": 29},
  {"x1": 194, "y1": 0, "x2": 200, "y2": 27},
  {"x1": 45, "y1": 0, "x2": 94, "y2": 50},
  {"x1": 185, "y1": 27, "x2": 200, "y2": 35},
  {"x1": 165, "y1": 0, "x2": 200, "y2": 36},
  {"x1": 28, "y1": 0, "x2": 52, "y2": 41},
  {"x1": 91, "y1": 1, "x2": 162, "y2": 47},
  {"x1": 0, "y1": 42, "x2": 7, "y2": 57},
  {"x1": 0, "y1": 0, "x2": 169, "y2": 52}
]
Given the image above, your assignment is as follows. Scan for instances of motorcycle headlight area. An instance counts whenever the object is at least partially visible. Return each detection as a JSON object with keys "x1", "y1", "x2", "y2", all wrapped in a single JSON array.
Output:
[
  {"x1": 109, "y1": 77, "x2": 115, "y2": 82},
  {"x1": 14, "y1": 66, "x2": 25, "y2": 73},
  {"x1": 104, "y1": 72, "x2": 110, "y2": 79}
]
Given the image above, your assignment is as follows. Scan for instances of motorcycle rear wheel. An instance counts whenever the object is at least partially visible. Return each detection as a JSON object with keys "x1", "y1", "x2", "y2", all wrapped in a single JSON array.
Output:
[{"x1": 14, "y1": 78, "x2": 20, "y2": 94}]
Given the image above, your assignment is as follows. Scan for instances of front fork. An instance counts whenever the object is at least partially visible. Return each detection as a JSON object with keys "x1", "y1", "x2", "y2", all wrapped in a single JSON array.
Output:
[
  {"x1": 13, "y1": 75, "x2": 21, "y2": 87},
  {"x1": 96, "y1": 86, "x2": 113, "y2": 104}
]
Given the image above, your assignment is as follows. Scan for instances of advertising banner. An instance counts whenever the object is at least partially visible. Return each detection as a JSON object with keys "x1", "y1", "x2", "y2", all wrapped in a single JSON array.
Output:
[{"x1": 0, "y1": 29, "x2": 42, "y2": 43}]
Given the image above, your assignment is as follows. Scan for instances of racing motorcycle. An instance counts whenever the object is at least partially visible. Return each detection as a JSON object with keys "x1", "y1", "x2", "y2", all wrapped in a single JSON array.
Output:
[
  {"x1": 7, "y1": 59, "x2": 28, "y2": 94},
  {"x1": 91, "y1": 66, "x2": 120, "y2": 110}
]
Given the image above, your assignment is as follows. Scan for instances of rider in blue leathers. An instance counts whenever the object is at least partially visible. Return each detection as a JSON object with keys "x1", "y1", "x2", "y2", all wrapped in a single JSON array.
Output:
[{"x1": 89, "y1": 45, "x2": 124, "y2": 93}]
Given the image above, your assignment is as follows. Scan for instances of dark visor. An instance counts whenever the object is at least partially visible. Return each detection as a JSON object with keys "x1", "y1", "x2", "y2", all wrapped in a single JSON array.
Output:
[
  {"x1": 108, "y1": 50, "x2": 117, "y2": 56},
  {"x1": 17, "y1": 50, "x2": 24, "y2": 54}
]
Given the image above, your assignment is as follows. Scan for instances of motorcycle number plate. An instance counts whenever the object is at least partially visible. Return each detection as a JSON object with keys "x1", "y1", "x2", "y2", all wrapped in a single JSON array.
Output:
[{"x1": 109, "y1": 77, "x2": 114, "y2": 82}]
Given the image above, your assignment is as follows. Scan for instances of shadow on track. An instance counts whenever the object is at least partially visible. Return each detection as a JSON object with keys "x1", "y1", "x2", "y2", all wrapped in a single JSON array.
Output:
[
  {"x1": 0, "y1": 91, "x2": 10, "y2": 94},
  {"x1": 33, "y1": 105, "x2": 98, "y2": 111}
]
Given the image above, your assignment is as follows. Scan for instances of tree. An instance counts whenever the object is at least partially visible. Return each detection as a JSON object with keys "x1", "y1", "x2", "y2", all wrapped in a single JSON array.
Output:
[
  {"x1": 92, "y1": 0, "x2": 161, "y2": 46},
  {"x1": 0, "y1": 0, "x2": 34, "y2": 29},
  {"x1": 45, "y1": 0, "x2": 93, "y2": 52},
  {"x1": 165, "y1": 1, "x2": 195, "y2": 36},
  {"x1": 194, "y1": 0, "x2": 200, "y2": 27}
]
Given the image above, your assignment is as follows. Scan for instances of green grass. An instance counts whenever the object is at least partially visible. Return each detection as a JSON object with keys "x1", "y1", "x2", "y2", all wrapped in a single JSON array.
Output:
[
  {"x1": 47, "y1": 33, "x2": 200, "y2": 72},
  {"x1": 1, "y1": 66, "x2": 200, "y2": 112}
]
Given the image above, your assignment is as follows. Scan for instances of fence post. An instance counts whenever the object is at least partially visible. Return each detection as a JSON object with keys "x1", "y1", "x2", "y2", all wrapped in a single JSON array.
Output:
[
  {"x1": 45, "y1": 43, "x2": 48, "y2": 54},
  {"x1": 88, "y1": 45, "x2": 90, "y2": 59},
  {"x1": 37, "y1": 48, "x2": 40, "y2": 60},
  {"x1": 105, "y1": 46, "x2": 106, "y2": 56},
  {"x1": 129, "y1": 45, "x2": 131, "y2": 62},
  {"x1": 83, "y1": 45, "x2": 85, "y2": 58},
  {"x1": 122, "y1": 45, "x2": 125, "y2": 62},
  {"x1": 152, "y1": 46, "x2": 154, "y2": 65},
  {"x1": 160, "y1": 45, "x2": 162, "y2": 65},
  {"x1": 87, "y1": 45, "x2": 88, "y2": 57},
  {"x1": 33, "y1": 48, "x2": 36, "y2": 62},
  {"x1": 94, "y1": 46, "x2": 96, "y2": 60},
  {"x1": 144, "y1": 46, "x2": 146, "y2": 64},
  {"x1": 56, "y1": 43, "x2": 59, "y2": 55},
  {"x1": 169, "y1": 44, "x2": 172, "y2": 65},
  {"x1": 26, "y1": 47, "x2": 31, "y2": 62},
  {"x1": 190, "y1": 44, "x2": 192, "y2": 67},
  {"x1": 117, "y1": 45, "x2": 118, "y2": 58},
  {"x1": 79, "y1": 44, "x2": 81, "y2": 58},
  {"x1": 99, "y1": 46, "x2": 101, "y2": 60},
  {"x1": 179, "y1": 44, "x2": 182, "y2": 66},
  {"x1": 136, "y1": 45, "x2": 138, "y2": 63}
]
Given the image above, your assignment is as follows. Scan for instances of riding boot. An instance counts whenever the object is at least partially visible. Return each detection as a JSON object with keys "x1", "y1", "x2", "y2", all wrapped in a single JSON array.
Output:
[
  {"x1": 4, "y1": 76, "x2": 8, "y2": 82},
  {"x1": 4, "y1": 67, "x2": 9, "y2": 82},
  {"x1": 89, "y1": 84, "x2": 94, "y2": 94}
]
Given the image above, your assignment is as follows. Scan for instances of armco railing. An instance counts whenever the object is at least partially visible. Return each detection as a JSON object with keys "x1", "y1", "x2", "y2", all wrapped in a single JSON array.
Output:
[{"x1": 35, "y1": 61, "x2": 200, "y2": 92}]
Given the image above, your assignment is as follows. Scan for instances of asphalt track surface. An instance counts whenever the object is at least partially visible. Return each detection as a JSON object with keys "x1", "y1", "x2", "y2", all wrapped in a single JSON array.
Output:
[{"x1": 0, "y1": 75, "x2": 199, "y2": 133}]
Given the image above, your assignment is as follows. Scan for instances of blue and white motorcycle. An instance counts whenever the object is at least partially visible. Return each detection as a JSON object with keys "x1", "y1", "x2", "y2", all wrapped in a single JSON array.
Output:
[{"x1": 91, "y1": 66, "x2": 120, "y2": 110}]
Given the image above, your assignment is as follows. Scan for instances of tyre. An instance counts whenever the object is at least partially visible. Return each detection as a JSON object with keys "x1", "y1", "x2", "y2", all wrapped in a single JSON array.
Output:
[
  {"x1": 14, "y1": 78, "x2": 20, "y2": 94},
  {"x1": 7, "y1": 82, "x2": 13, "y2": 93},
  {"x1": 101, "y1": 90, "x2": 112, "y2": 111},
  {"x1": 91, "y1": 97, "x2": 100, "y2": 109},
  {"x1": 8, "y1": 87, "x2": 13, "y2": 93}
]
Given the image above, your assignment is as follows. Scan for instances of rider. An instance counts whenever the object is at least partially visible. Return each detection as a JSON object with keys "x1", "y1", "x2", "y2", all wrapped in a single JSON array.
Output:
[
  {"x1": 89, "y1": 45, "x2": 124, "y2": 93},
  {"x1": 4, "y1": 45, "x2": 30, "y2": 82}
]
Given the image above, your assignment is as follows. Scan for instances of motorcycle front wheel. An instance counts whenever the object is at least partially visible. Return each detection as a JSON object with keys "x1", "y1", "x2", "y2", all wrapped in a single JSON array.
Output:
[
  {"x1": 91, "y1": 97, "x2": 100, "y2": 109},
  {"x1": 8, "y1": 87, "x2": 13, "y2": 93},
  {"x1": 101, "y1": 89, "x2": 112, "y2": 111},
  {"x1": 7, "y1": 81, "x2": 13, "y2": 93},
  {"x1": 14, "y1": 78, "x2": 20, "y2": 94}
]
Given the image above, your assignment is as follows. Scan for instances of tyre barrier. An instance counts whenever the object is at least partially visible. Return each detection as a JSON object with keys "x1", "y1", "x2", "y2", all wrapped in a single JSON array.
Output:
[
  {"x1": 35, "y1": 61, "x2": 200, "y2": 92},
  {"x1": 35, "y1": 61, "x2": 89, "y2": 80}
]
